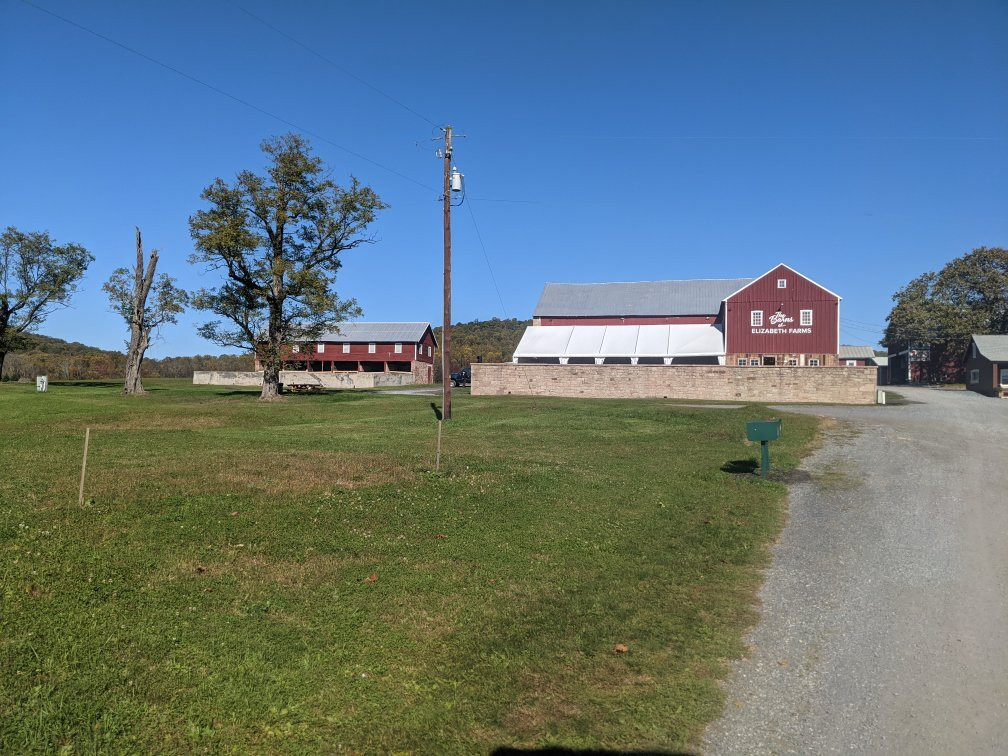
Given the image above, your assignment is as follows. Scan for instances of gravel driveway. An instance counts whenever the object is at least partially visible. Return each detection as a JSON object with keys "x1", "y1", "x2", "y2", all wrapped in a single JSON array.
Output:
[{"x1": 703, "y1": 387, "x2": 1008, "y2": 754}]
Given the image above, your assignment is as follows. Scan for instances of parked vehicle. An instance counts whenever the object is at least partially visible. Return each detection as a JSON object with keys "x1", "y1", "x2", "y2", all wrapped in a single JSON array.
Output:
[{"x1": 450, "y1": 367, "x2": 471, "y2": 387}]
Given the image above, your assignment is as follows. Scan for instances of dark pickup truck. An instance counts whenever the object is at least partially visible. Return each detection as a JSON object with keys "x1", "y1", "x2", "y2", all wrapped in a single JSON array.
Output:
[{"x1": 449, "y1": 367, "x2": 471, "y2": 387}]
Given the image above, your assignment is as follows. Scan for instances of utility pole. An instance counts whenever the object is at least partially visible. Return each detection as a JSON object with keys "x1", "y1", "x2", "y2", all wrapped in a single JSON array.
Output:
[{"x1": 441, "y1": 124, "x2": 453, "y2": 420}]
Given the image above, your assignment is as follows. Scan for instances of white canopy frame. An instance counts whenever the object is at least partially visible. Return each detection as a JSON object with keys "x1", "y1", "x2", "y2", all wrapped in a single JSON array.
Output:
[{"x1": 513, "y1": 324, "x2": 726, "y2": 364}]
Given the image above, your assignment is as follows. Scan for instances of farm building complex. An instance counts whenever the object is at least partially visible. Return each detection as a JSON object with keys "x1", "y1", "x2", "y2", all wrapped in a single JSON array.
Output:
[
  {"x1": 515, "y1": 263, "x2": 846, "y2": 367},
  {"x1": 475, "y1": 263, "x2": 881, "y2": 404},
  {"x1": 255, "y1": 322, "x2": 437, "y2": 384}
]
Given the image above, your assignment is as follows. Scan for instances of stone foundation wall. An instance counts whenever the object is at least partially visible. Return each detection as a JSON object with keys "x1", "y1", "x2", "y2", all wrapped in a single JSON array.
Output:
[
  {"x1": 471, "y1": 363, "x2": 878, "y2": 404},
  {"x1": 193, "y1": 370, "x2": 418, "y2": 389},
  {"x1": 411, "y1": 362, "x2": 434, "y2": 384}
]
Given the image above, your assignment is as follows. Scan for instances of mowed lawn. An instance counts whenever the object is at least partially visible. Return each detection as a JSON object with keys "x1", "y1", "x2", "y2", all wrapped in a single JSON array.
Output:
[{"x1": 0, "y1": 379, "x2": 817, "y2": 753}]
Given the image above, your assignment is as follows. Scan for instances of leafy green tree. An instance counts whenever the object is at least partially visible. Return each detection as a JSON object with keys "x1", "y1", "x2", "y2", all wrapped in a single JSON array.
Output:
[
  {"x1": 0, "y1": 227, "x2": 93, "y2": 378},
  {"x1": 884, "y1": 247, "x2": 1008, "y2": 381},
  {"x1": 103, "y1": 228, "x2": 188, "y2": 395},
  {"x1": 189, "y1": 134, "x2": 386, "y2": 400}
]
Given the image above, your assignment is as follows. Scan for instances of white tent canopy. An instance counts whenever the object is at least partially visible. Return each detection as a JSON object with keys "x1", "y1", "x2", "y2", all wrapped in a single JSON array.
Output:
[{"x1": 512, "y1": 324, "x2": 725, "y2": 364}]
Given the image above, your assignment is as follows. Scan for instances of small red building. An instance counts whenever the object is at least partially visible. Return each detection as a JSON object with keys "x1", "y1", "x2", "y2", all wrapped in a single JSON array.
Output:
[
  {"x1": 965, "y1": 334, "x2": 1008, "y2": 398},
  {"x1": 257, "y1": 322, "x2": 437, "y2": 384}
]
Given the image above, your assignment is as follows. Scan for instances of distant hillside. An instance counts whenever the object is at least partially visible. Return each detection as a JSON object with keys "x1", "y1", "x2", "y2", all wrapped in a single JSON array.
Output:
[
  {"x1": 2, "y1": 321, "x2": 530, "y2": 382},
  {"x1": 432, "y1": 317, "x2": 530, "y2": 379},
  {"x1": 1, "y1": 334, "x2": 253, "y2": 381}
]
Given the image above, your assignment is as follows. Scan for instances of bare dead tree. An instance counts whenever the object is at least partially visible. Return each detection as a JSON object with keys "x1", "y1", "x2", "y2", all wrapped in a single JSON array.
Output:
[{"x1": 103, "y1": 228, "x2": 187, "y2": 395}]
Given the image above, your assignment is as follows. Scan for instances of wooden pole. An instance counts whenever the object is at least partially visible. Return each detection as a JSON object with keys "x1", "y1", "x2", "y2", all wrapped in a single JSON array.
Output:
[
  {"x1": 442, "y1": 125, "x2": 453, "y2": 421},
  {"x1": 435, "y1": 419, "x2": 442, "y2": 472},
  {"x1": 78, "y1": 427, "x2": 90, "y2": 506}
]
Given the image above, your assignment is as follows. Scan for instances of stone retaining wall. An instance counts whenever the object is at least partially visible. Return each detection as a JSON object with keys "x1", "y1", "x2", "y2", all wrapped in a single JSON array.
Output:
[
  {"x1": 193, "y1": 370, "x2": 419, "y2": 389},
  {"x1": 471, "y1": 363, "x2": 878, "y2": 404}
]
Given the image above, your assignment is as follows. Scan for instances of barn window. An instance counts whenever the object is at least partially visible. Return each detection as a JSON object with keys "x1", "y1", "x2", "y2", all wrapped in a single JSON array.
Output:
[
  {"x1": 973, "y1": 343, "x2": 977, "y2": 359},
  {"x1": 427, "y1": 345, "x2": 432, "y2": 357},
  {"x1": 394, "y1": 342, "x2": 402, "y2": 354},
  {"x1": 368, "y1": 343, "x2": 376, "y2": 354},
  {"x1": 777, "y1": 278, "x2": 787, "y2": 288},
  {"x1": 786, "y1": 358, "x2": 797, "y2": 366},
  {"x1": 317, "y1": 343, "x2": 324, "y2": 353},
  {"x1": 808, "y1": 358, "x2": 820, "y2": 367},
  {"x1": 970, "y1": 369, "x2": 979, "y2": 384},
  {"x1": 750, "y1": 310, "x2": 763, "y2": 327},
  {"x1": 342, "y1": 343, "x2": 350, "y2": 353},
  {"x1": 846, "y1": 359, "x2": 857, "y2": 366},
  {"x1": 1000, "y1": 368, "x2": 1008, "y2": 386},
  {"x1": 800, "y1": 309, "x2": 813, "y2": 326},
  {"x1": 737, "y1": 358, "x2": 746, "y2": 366},
  {"x1": 291, "y1": 344, "x2": 300, "y2": 353},
  {"x1": 749, "y1": 357, "x2": 761, "y2": 366}
]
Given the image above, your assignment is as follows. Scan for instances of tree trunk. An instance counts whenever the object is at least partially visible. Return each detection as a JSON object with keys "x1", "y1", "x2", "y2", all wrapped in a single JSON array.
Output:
[
  {"x1": 123, "y1": 335, "x2": 146, "y2": 395},
  {"x1": 124, "y1": 228, "x2": 157, "y2": 396},
  {"x1": 260, "y1": 265, "x2": 284, "y2": 401},
  {"x1": 261, "y1": 359, "x2": 281, "y2": 400},
  {"x1": 0, "y1": 350, "x2": 6, "y2": 380}
]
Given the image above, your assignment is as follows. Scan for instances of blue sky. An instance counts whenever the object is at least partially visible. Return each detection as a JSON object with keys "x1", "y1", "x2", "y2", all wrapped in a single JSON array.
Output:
[{"x1": 2, "y1": 0, "x2": 1006, "y2": 356}]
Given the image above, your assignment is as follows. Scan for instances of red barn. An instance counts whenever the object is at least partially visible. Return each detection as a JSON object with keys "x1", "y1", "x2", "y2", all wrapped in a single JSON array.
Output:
[
  {"x1": 257, "y1": 322, "x2": 437, "y2": 383},
  {"x1": 516, "y1": 263, "x2": 841, "y2": 367},
  {"x1": 723, "y1": 264, "x2": 840, "y2": 367}
]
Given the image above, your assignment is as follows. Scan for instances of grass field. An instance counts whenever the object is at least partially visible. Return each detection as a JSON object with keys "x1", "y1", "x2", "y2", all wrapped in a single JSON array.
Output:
[{"x1": 0, "y1": 380, "x2": 817, "y2": 753}]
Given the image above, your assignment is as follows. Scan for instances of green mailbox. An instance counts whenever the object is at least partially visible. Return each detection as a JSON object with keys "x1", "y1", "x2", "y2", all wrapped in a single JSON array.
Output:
[{"x1": 746, "y1": 419, "x2": 782, "y2": 478}]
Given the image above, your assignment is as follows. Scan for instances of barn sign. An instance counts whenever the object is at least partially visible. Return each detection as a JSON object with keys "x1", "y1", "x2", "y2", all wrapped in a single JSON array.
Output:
[{"x1": 751, "y1": 311, "x2": 812, "y2": 335}]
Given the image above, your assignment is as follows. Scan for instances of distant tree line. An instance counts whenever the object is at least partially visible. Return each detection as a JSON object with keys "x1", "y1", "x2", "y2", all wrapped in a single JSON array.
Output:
[
  {"x1": 0, "y1": 334, "x2": 251, "y2": 382},
  {"x1": 432, "y1": 317, "x2": 530, "y2": 381}
]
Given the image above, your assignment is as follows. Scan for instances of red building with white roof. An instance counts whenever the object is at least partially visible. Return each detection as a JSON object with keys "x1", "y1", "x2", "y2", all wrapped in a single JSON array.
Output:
[
  {"x1": 515, "y1": 263, "x2": 842, "y2": 367},
  {"x1": 257, "y1": 322, "x2": 437, "y2": 383}
]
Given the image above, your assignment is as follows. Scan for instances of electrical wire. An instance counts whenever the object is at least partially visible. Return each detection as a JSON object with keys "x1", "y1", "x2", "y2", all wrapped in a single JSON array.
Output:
[
  {"x1": 466, "y1": 201, "x2": 508, "y2": 320},
  {"x1": 231, "y1": 3, "x2": 439, "y2": 129},
  {"x1": 20, "y1": 0, "x2": 532, "y2": 327},
  {"x1": 468, "y1": 197, "x2": 541, "y2": 204},
  {"x1": 17, "y1": 0, "x2": 438, "y2": 193}
]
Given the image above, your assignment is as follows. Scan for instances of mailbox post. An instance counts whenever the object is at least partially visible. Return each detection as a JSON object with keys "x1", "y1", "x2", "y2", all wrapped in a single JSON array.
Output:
[{"x1": 746, "y1": 419, "x2": 782, "y2": 479}]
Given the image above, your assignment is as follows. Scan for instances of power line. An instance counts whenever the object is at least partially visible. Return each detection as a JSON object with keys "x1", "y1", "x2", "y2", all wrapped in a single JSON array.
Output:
[
  {"x1": 465, "y1": 201, "x2": 508, "y2": 319},
  {"x1": 17, "y1": 0, "x2": 438, "y2": 193},
  {"x1": 231, "y1": 3, "x2": 438, "y2": 129},
  {"x1": 465, "y1": 198, "x2": 540, "y2": 204},
  {"x1": 842, "y1": 316, "x2": 890, "y2": 328}
]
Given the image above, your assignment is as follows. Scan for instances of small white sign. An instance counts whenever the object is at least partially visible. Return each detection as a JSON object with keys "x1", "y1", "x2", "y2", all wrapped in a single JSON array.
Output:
[
  {"x1": 36, "y1": 375, "x2": 48, "y2": 392},
  {"x1": 751, "y1": 310, "x2": 812, "y2": 335}
]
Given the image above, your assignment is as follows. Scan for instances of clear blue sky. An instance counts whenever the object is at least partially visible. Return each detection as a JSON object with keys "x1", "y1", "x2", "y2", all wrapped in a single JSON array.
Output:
[{"x1": 2, "y1": 0, "x2": 1006, "y2": 356}]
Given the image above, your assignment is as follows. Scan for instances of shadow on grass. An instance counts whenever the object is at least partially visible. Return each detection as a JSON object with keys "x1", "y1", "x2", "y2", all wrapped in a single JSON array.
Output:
[
  {"x1": 50, "y1": 380, "x2": 124, "y2": 389},
  {"x1": 721, "y1": 458, "x2": 758, "y2": 475},
  {"x1": 722, "y1": 458, "x2": 813, "y2": 484},
  {"x1": 208, "y1": 388, "x2": 378, "y2": 403},
  {"x1": 492, "y1": 749, "x2": 693, "y2": 756}
]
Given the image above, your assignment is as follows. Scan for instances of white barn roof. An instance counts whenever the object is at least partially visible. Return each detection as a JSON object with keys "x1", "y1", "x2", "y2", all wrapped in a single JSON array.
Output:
[
  {"x1": 316, "y1": 322, "x2": 434, "y2": 344},
  {"x1": 513, "y1": 324, "x2": 725, "y2": 359},
  {"x1": 533, "y1": 278, "x2": 754, "y2": 317}
]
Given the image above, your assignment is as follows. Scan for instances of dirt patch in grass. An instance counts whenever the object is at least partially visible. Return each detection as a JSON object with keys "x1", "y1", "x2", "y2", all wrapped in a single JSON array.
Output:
[
  {"x1": 88, "y1": 449, "x2": 412, "y2": 500},
  {"x1": 812, "y1": 461, "x2": 861, "y2": 491},
  {"x1": 94, "y1": 414, "x2": 229, "y2": 431},
  {"x1": 175, "y1": 552, "x2": 369, "y2": 590},
  {"x1": 504, "y1": 658, "x2": 658, "y2": 742}
]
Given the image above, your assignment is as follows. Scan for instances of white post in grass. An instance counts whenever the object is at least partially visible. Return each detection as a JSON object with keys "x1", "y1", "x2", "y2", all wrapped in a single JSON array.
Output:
[{"x1": 78, "y1": 427, "x2": 91, "y2": 506}]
